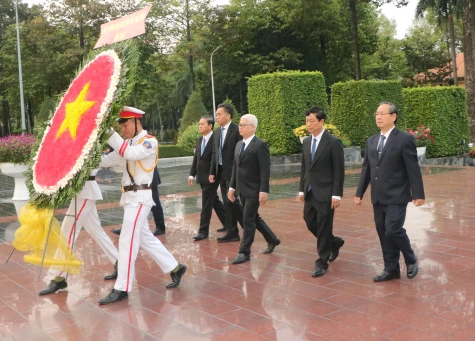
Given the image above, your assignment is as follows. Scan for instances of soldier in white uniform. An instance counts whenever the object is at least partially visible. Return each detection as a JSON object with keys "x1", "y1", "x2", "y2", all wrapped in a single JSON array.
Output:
[
  {"x1": 98, "y1": 106, "x2": 186, "y2": 305},
  {"x1": 38, "y1": 169, "x2": 119, "y2": 295}
]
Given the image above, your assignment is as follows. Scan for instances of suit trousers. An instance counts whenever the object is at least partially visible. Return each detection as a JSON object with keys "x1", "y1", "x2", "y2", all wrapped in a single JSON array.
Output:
[
  {"x1": 50, "y1": 198, "x2": 119, "y2": 278},
  {"x1": 114, "y1": 203, "x2": 179, "y2": 292},
  {"x1": 373, "y1": 203, "x2": 416, "y2": 273},
  {"x1": 151, "y1": 185, "x2": 165, "y2": 230},
  {"x1": 303, "y1": 192, "x2": 335, "y2": 269},
  {"x1": 217, "y1": 165, "x2": 243, "y2": 237},
  {"x1": 239, "y1": 196, "x2": 278, "y2": 255},
  {"x1": 199, "y1": 181, "x2": 226, "y2": 234}
]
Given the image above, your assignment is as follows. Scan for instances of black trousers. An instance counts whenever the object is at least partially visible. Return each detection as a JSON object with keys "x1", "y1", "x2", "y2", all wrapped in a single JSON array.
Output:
[
  {"x1": 151, "y1": 185, "x2": 165, "y2": 230},
  {"x1": 303, "y1": 191, "x2": 337, "y2": 269},
  {"x1": 373, "y1": 203, "x2": 416, "y2": 273},
  {"x1": 198, "y1": 181, "x2": 226, "y2": 234},
  {"x1": 217, "y1": 166, "x2": 243, "y2": 237},
  {"x1": 239, "y1": 195, "x2": 278, "y2": 255}
]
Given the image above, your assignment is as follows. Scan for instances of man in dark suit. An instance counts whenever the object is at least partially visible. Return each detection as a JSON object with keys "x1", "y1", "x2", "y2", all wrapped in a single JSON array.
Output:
[
  {"x1": 189, "y1": 116, "x2": 227, "y2": 240},
  {"x1": 355, "y1": 101, "x2": 424, "y2": 282},
  {"x1": 209, "y1": 103, "x2": 243, "y2": 243},
  {"x1": 299, "y1": 106, "x2": 345, "y2": 277},
  {"x1": 228, "y1": 114, "x2": 280, "y2": 264}
]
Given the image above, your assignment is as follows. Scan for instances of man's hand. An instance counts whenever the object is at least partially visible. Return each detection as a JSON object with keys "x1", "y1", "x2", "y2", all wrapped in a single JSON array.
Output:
[
  {"x1": 228, "y1": 189, "x2": 235, "y2": 202},
  {"x1": 298, "y1": 194, "x2": 304, "y2": 203},
  {"x1": 413, "y1": 199, "x2": 425, "y2": 207},
  {"x1": 188, "y1": 178, "x2": 193, "y2": 186},
  {"x1": 259, "y1": 192, "x2": 268, "y2": 205},
  {"x1": 209, "y1": 175, "x2": 215, "y2": 183},
  {"x1": 331, "y1": 198, "x2": 341, "y2": 209},
  {"x1": 354, "y1": 197, "x2": 362, "y2": 205}
]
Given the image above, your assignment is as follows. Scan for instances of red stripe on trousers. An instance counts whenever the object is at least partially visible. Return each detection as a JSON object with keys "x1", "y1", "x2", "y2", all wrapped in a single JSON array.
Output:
[
  {"x1": 59, "y1": 199, "x2": 88, "y2": 277},
  {"x1": 126, "y1": 204, "x2": 143, "y2": 292}
]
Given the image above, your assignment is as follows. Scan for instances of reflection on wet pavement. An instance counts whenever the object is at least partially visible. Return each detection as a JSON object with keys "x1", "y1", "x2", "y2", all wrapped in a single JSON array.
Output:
[{"x1": 0, "y1": 162, "x2": 474, "y2": 340}]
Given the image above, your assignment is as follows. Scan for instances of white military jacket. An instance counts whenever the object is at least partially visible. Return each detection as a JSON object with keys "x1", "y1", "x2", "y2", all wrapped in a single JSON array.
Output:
[
  {"x1": 100, "y1": 129, "x2": 158, "y2": 207},
  {"x1": 77, "y1": 169, "x2": 103, "y2": 200}
]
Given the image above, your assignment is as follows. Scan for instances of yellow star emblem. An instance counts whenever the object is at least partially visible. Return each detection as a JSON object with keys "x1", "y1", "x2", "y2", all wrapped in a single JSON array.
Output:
[{"x1": 56, "y1": 82, "x2": 96, "y2": 139}]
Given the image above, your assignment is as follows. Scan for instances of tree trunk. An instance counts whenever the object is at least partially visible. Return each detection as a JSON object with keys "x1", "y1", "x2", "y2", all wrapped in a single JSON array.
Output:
[
  {"x1": 448, "y1": 14, "x2": 458, "y2": 86},
  {"x1": 462, "y1": 0, "x2": 475, "y2": 140},
  {"x1": 2, "y1": 100, "x2": 10, "y2": 136},
  {"x1": 349, "y1": 0, "x2": 361, "y2": 80}
]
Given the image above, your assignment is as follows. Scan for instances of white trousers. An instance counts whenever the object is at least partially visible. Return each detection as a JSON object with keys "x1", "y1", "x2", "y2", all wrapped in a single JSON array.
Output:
[
  {"x1": 114, "y1": 203, "x2": 179, "y2": 292},
  {"x1": 50, "y1": 199, "x2": 119, "y2": 278}
]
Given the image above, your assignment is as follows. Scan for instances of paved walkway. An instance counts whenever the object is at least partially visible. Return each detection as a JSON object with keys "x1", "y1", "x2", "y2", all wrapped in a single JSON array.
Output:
[{"x1": 1, "y1": 163, "x2": 475, "y2": 340}]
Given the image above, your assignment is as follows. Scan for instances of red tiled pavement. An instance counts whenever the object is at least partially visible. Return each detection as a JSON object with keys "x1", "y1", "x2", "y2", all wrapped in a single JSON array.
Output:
[{"x1": 1, "y1": 166, "x2": 475, "y2": 340}]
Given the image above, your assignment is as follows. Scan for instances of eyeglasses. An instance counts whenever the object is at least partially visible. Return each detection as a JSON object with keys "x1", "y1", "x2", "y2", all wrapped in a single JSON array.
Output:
[
  {"x1": 239, "y1": 124, "x2": 253, "y2": 128},
  {"x1": 374, "y1": 112, "x2": 393, "y2": 117}
]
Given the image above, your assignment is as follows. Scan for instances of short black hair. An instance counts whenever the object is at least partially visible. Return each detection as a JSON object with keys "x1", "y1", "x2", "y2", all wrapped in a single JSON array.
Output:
[
  {"x1": 378, "y1": 101, "x2": 398, "y2": 124},
  {"x1": 217, "y1": 103, "x2": 234, "y2": 118},
  {"x1": 118, "y1": 117, "x2": 142, "y2": 125},
  {"x1": 201, "y1": 115, "x2": 215, "y2": 129},
  {"x1": 305, "y1": 106, "x2": 327, "y2": 122}
]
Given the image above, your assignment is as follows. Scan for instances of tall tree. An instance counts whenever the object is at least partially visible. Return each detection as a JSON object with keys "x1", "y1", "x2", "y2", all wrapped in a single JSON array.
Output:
[{"x1": 461, "y1": 0, "x2": 475, "y2": 139}]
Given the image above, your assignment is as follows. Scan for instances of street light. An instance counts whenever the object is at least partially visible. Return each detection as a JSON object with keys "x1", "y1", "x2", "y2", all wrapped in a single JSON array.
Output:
[
  {"x1": 14, "y1": 0, "x2": 27, "y2": 134},
  {"x1": 210, "y1": 46, "x2": 221, "y2": 120}
]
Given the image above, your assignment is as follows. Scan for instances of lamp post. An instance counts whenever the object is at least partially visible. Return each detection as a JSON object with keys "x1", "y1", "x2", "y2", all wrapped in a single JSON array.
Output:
[
  {"x1": 210, "y1": 46, "x2": 221, "y2": 120},
  {"x1": 15, "y1": 0, "x2": 27, "y2": 134}
]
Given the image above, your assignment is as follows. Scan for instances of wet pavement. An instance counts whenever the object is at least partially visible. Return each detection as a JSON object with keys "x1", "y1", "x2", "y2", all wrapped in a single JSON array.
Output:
[{"x1": 1, "y1": 161, "x2": 475, "y2": 340}]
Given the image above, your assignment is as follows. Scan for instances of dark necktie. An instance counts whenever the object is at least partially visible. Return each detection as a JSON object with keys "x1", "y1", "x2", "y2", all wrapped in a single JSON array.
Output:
[
  {"x1": 201, "y1": 137, "x2": 206, "y2": 157},
  {"x1": 240, "y1": 142, "x2": 246, "y2": 158},
  {"x1": 378, "y1": 135, "x2": 386, "y2": 159},
  {"x1": 311, "y1": 138, "x2": 317, "y2": 161},
  {"x1": 218, "y1": 127, "x2": 224, "y2": 165}
]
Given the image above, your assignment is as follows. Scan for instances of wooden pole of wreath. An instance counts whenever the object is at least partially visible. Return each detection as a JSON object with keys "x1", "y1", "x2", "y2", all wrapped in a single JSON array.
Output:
[{"x1": 37, "y1": 195, "x2": 80, "y2": 281}]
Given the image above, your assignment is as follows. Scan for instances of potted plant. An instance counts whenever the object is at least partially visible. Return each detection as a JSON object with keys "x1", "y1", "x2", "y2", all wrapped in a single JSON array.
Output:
[
  {"x1": 293, "y1": 125, "x2": 309, "y2": 143},
  {"x1": 407, "y1": 125, "x2": 434, "y2": 158},
  {"x1": 0, "y1": 134, "x2": 36, "y2": 200}
]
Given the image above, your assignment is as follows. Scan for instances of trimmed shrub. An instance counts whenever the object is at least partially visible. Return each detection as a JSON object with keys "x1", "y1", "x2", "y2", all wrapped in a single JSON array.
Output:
[
  {"x1": 179, "y1": 91, "x2": 208, "y2": 133},
  {"x1": 158, "y1": 145, "x2": 193, "y2": 158},
  {"x1": 403, "y1": 86, "x2": 469, "y2": 158},
  {"x1": 331, "y1": 80, "x2": 404, "y2": 149},
  {"x1": 248, "y1": 71, "x2": 328, "y2": 155},
  {"x1": 177, "y1": 122, "x2": 200, "y2": 153},
  {"x1": 222, "y1": 98, "x2": 241, "y2": 124},
  {"x1": 37, "y1": 96, "x2": 55, "y2": 123}
]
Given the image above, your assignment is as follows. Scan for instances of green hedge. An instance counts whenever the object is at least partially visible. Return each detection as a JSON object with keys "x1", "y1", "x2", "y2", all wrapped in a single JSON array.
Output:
[
  {"x1": 158, "y1": 145, "x2": 193, "y2": 158},
  {"x1": 403, "y1": 87, "x2": 469, "y2": 158},
  {"x1": 331, "y1": 80, "x2": 405, "y2": 149},
  {"x1": 248, "y1": 71, "x2": 328, "y2": 154}
]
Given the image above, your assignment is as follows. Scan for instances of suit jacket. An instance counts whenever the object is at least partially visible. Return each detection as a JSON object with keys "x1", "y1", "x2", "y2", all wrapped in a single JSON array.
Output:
[
  {"x1": 299, "y1": 130, "x2": 345, "y2": 202},
  {"x1": 355, "y1": 127, "x2": 425, "y2": 205},
  {"x1": 189, "y1": 133, "x2": 215, "y2": 184},
  {"x1": 151, "y1": 167, "x2": 161, "y2": 186},
  {"x1": 230, "y1": 136, "x2": 270, "y2": 198},
  {"x1": 210, "y1": 122, "x2": 243, "y2": 180}
]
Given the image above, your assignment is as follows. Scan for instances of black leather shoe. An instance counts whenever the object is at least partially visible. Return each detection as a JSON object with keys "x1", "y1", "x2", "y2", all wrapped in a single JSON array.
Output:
[
  {"x1": 216, "y1": 226, "x2": 226, "y2": 232},
  {"x1": 231, "y1": 253, "x2": 250, "y2": 264},
  {"x1": 193, "y1": 233, "x2": 209, "y2": 241},
  {"x1": 263, "y1": 238, "x2": 281, "y2": 254},
  {"x1": 39, "y1": 280, "x2": 68, "y2": 296},
  {"x1": 407, "y1": 263, "x2": 418, "y2": 279},
  {"x1": 217, "y1": 235, "x2": 240, "y2": 243},
  {"x1": 98, "y1": 289, "x2": 128, "y2": 305},
  {"x1": 104, "y1": 266, "x2": 117, "y2": 280},
  {"x1": 110, "y1": 228, "x2": 121, "y2": 236},
  {"x1": 312, "y1": 267, "x2": 326, "y2": 277},
  {"x1": 153, "y1": 229, "x2": 165, "y2": 236},
  {"x1": 373, "y1": 271, "x2": 401, "y2": 282},
  {"x1": 329, "y1": 238, "x2": 345, "y2": 262},
  {"x1": 166, "y1": 264, "x2": 187, "y2": 289}
]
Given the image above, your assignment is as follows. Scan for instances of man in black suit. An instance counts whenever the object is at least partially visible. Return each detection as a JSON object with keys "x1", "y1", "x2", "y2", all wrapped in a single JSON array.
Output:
[
  {"x1": 209, "y1": 103, "x2": 243, "y2": 243},
  {"x1": 299, "y1": 106, "x2": 345, "y2": 277},
  {"x1": 228, "y1": 114, "x2": 280, "y2": 264},
  {"x1": 189, "y1": 116, "x2": 227, "y2": 240},
  {"x1": 355, "y1": 101, "x2": 424, "y2": 282}
]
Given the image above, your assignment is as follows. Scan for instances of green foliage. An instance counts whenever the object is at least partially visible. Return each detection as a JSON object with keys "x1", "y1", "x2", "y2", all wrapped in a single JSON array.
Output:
[
  {"x1": 162, "y1": 129, "x2": 178, "y2": 143},
  {"x1": 222, "y1": 98, "x2": 241, "y2": 124},
  {"x1": 331, "y1": 80, "x2": 404, "y2": 149},
  {"x1": 159, "y1": 145, "x2": 193, "y2": 158},
  {"x1": 177, "y1": 122, "x2": 200, "y2": 153},
  {"x1": 403, "y1": 87, "x2": 469, "y2": 158},
  {"x1": 37, "y1": 96, "x2": 55, "y2": 124},
  {"x1": 248, "y1": 71, "x2": 328, "y2": 155},
  {"x1": 179, "y1": 91, "x2": 208, "y2": 134}
]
